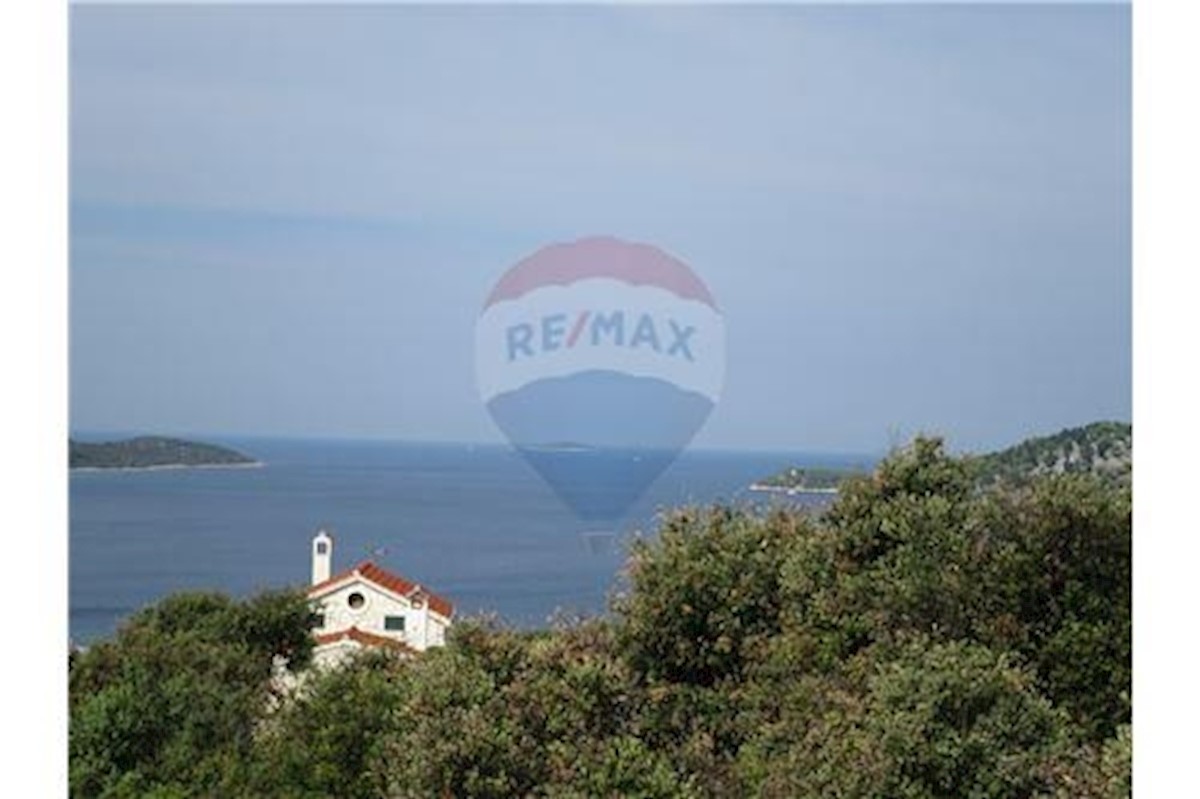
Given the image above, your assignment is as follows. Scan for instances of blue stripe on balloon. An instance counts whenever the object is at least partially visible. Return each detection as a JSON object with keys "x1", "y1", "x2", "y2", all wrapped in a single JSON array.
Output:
[{"x1": 486, "y1": 370, "x2": 714, "y2": 522}]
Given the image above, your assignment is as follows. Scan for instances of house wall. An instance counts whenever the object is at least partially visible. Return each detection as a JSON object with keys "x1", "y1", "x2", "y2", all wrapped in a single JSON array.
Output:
[
  {"x1": 312, "y1": 577, "x2": 450, "y2": 651},
  {"x1": 425, "y1": 615, "x2": 448, "y2": 647}
]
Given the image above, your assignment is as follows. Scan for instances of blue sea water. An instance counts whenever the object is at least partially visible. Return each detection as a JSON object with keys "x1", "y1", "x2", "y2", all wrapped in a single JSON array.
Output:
[{"x1": 69, "y1": 438, "x2": 870, "y2": 645}]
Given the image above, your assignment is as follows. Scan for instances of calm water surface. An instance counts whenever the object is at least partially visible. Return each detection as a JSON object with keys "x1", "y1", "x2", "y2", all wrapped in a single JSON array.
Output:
[{"x1": 70, "y1": 438, "x2": 869, "y2": 644}]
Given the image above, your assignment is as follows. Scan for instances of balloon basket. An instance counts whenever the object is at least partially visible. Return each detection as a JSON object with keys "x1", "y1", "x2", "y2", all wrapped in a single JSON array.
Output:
[{"x1": 580, "y1": 529, "x2": 617, "y2": 555}]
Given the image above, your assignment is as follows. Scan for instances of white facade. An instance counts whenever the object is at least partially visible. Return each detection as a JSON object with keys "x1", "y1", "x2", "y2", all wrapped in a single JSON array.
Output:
[
  {"x1": 311, "y1": 574, "x2": 450, "y2": 649},
  {"x1": 306, "y1": 531, "x2": 453, "y2": 665}
]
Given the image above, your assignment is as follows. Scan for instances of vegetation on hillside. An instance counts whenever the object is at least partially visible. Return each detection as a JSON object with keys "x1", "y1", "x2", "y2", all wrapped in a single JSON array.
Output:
[
  {"x1": 970, "y1": 421, "x2": 1131, "y2": 488},
  {"x1": 69, "y1": 436, "x2": 258, "y2": 470},
  {"x1": 69, "y1": 435, "x2": 1131, "y2": 798},
  {"x1": 754, "y1": 421, "x2": 1131, "y2": 494}
]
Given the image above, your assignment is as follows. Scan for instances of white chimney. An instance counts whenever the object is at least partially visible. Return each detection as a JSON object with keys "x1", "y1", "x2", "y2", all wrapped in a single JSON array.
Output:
[{"x1": 312, "y1": 529, "x2": 333, "y2": 585}]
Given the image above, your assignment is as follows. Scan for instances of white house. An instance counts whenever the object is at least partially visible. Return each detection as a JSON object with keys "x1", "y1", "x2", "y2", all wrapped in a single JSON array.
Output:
[{"x1": 306, "y1": 529, "x2": 454, "y2": 667}]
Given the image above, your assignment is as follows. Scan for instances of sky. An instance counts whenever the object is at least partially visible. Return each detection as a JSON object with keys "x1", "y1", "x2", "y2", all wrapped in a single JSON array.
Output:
[{"x1": 69, "y1": 3, "x2": 1131, "y2": 454}]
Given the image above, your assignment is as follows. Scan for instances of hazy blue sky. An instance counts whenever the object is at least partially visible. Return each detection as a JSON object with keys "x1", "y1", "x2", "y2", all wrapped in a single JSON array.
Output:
[{"x1": 70, "y1": 3, "x2": 1130, "y2": 454}]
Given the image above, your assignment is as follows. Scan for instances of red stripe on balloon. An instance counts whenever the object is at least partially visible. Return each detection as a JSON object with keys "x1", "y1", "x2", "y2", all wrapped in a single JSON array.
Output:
[
  {"x1": 482, "y1": 236, "x2": 718, "y2": 311},
  {"x1": 566, "y1": 311, "x2": 590, "y2": 348}
]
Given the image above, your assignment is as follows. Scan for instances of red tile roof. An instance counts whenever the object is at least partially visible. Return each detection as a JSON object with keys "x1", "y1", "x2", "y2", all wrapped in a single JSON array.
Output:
[
  {"x1": 314, "y1": 626, "x2": 417, "y2": 653},
  {"x1": 308, "y1": 560, "x2": 455, "y2": 618}
]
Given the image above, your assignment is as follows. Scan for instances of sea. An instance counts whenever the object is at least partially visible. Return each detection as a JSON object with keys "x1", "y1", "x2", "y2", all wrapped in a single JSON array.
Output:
[{"x1": 69, "y1": 437, "x2": 872, "y2": 645}]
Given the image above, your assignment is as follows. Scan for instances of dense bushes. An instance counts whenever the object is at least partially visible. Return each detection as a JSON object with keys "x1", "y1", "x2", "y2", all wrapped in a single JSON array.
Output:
[
  {"x1": 69, "y1": 590, "x2": 317, "y2": 797},
  {"x1": 741, "y1": 638, "x2": 1070, "y2": 799},
  {"x1": 616, "y1": 505, "x2": 799, "y2": 687},
  {"x1": 69, "y1": 437, "x2": 1132, "y2": 798}
]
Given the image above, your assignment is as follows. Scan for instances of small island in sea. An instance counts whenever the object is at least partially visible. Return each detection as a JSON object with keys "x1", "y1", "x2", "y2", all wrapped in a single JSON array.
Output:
[
  {"x1": 69, "y1": 436, "x2": 261, "y2": 471},
  {"x1": 749, "y1": 465, "x2": 866, "y2": 495},
  {"x1": 523, "y1": 441, "x2": 597, "y2": 453}
]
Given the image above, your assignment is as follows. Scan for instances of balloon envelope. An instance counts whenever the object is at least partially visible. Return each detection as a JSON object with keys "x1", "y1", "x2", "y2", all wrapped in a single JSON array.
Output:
[{"x1": 476, "y1": 237, "x2": 724, "y2": 523}]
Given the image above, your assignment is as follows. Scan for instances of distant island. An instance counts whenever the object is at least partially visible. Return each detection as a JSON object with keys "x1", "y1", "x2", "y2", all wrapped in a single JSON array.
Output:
[
  {"x1": 969, "y1": 420, "x2": 1131, "y2": 488},
  {"x1": 750, "y1": 465, "x2": 867, "y2": 494},
  {"x1": 70, "y1": 436, "x2": 261, "y2": 471},
  {"x1": 524, "y1": 441, "x2": 597, "y2": 453}
]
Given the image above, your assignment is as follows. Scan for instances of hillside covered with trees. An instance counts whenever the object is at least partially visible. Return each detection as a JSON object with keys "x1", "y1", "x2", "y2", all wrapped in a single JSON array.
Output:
[
  {"x1": 753, "y1": 421, "x2": 1131, "y2": 495},
  {"x1": 69, "y1": 435, "x2": 1131, "y2": 798},
  {"x1": 970, "y1": 421, "x2": 1131, "y2": 488},
  {"x1": 69, "y1": 436, "x2": 258, "y2": 470}
]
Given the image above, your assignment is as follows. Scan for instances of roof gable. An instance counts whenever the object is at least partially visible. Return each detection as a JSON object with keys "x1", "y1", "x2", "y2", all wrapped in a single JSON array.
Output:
[{"x1": 308, "y1": 560, "x2": 455, "y2": 618}]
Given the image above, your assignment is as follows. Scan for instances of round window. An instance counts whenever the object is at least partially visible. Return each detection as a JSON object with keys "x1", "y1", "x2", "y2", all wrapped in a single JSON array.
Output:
[{"x1": 347, "y1": 592, "x2": 366, "y2": 610}]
